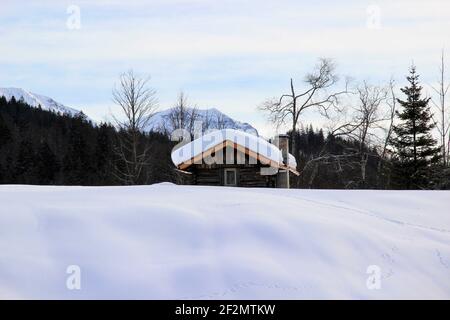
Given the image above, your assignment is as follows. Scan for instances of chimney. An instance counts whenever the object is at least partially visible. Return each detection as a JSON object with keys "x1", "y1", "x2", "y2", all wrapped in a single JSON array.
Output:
[{"x1": 275, "y1": 134, "x2": 290, "y2": 188}]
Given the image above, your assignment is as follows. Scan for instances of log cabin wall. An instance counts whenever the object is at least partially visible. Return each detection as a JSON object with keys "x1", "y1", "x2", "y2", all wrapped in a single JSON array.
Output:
[
  {"x1": 179, "y1": 147, "x2": 278, "y2": 187},
  {"x1": 191, "y1": 164, "x2": 275, "y2": 187}
]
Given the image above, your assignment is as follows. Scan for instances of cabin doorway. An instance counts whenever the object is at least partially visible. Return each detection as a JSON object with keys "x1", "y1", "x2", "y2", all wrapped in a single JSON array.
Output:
[{"x1": 224, "y1": 168, "x2": 237, "y2": 186}]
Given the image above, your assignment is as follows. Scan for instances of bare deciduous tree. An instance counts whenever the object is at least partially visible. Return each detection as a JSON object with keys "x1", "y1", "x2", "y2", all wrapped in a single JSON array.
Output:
[
  {"x1": 112, "y1": 69, "x2": 158, "y2": 184},
  {"x1": 430, "y1": 50, "x2": 450, "y2": 165},
  {"x1": 376, "y1": 78, "x2": 397, "y2": 187},
  {"x1": 381, "y1": 79, "x2": 397, "y2": 160},
  {"x1": 300, "y1": 80, "x2": 391, "y2": 188},
  {"x1": 165, "y1": 91, "x2": 199, "y2": 138},
  {"x1": 258, "y1": 58, "x2": 349, "y2": 152},
  {"x1": 353, "y1": 81, "x2": 388, "y2": 186}
]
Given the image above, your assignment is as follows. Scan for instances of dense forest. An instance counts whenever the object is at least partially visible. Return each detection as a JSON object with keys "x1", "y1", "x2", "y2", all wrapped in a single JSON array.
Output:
[
  {"x1": 0, "y1": 96, "x2": 174, "y2": 186},
  {"x1": 290, "y1": 126, "x2": 381, "y2": 189}
]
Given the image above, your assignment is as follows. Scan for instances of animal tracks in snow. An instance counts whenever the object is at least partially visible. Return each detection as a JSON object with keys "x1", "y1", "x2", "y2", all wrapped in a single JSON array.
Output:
[
  {"x1": 436, "y1": 250, "x2": 450, "y2": 269},
  {"x1": 273, "y1": 193, "x2": 450, "y2": 235}
]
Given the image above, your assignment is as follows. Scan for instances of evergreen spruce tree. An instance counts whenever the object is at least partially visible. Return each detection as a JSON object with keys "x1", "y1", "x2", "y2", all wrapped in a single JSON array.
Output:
[
  {"x1": 0, "y1": 114, "x2": 11, "y2": 147},
  {"x1": 36, "y1": 140, "x2": 59, "y2": 184},
  {"x1": 15, "y1": 139, "x2": 36, "y2": 184},
  {"x1": 94, "y1": 123, "x2": 114, "y2": 185},
  {"x1": 63, "y1": 120, "x2": 90, "y2": 185},
  {"x1": 390, "y1": 65, "x2": 440, "y2": 189}
]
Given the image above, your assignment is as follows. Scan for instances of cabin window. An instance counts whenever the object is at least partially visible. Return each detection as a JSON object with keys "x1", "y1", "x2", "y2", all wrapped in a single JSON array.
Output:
[{"x1": 224, "y1": 168, "x2": 237, "y2": 186}]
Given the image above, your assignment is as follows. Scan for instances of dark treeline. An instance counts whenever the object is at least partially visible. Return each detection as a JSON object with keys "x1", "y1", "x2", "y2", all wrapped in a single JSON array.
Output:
[
  {"x1": 289, "y1": 126, "x2": 397, "y2": 189},
  {"x1": 0, "y1": 96, "x2": 175, "y2": 185},
  {"x1": 290, "y1": 126, "x2": 382, "y2": 189},
  {"x1": 285, "y1": 66, "x2": 450, "y2": 190},
  {"x1": 290, "y1": 125, "x2": 450, "y2": 190}
]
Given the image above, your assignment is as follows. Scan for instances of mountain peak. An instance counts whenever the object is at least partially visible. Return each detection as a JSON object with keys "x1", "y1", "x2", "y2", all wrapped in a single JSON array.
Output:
[
  {"x1": 146, "y1": 106, "x2": 258, "y2": 134},
  {"x1": 1, "y1": 88, "x2": 257, "y2": 133},
  {"x1": 0, "y1": 87, "x2": 89, "y2": 120}
]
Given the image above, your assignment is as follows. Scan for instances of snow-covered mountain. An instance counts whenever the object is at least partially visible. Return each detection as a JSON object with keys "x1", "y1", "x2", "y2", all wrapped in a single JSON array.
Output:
[
  {"x1": 0, "y1": 87, "x2": 89, "y2": 119},
  {"x1": 147, "y1": 107, "x2": 258, "y2": 134},
  {"x1": 0, "y1": 88, "x2": 257, "y2": 133}
]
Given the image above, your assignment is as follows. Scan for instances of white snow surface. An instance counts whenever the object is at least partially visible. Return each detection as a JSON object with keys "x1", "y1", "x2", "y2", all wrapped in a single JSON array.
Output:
[
  {"x1": 171, "y1": 129, "x2": 284, "y2": 166},
  {"x1": 0, "y1": 87, "x2": 92, "y2": 121},
  {"x1": 0, "y1": 184, "x2": 449, "y2": 299}
]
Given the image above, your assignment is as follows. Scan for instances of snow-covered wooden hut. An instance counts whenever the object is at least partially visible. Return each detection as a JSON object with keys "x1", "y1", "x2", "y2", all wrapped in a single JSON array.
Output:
[{"x1": 171, "y1": 129, "x2": 299, "y2": 188}]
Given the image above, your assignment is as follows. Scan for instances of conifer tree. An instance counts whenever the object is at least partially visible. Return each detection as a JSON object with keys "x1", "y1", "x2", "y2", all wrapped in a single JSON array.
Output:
[
  {"x1": 15, "y1": 139, "x2": 36, "y2": 183},
  {"x1": 63, "y1": 120, "x2": 90, "y2": 185},
  {"x1": 36, "y1": 140, "x2": 59, "y2": 184},
  {"x1": 0, "y1": 114, "x2": 11, "y2": 147},
  {"x1": 390, "y1": 66, "x2": 440, "y2": 189}
]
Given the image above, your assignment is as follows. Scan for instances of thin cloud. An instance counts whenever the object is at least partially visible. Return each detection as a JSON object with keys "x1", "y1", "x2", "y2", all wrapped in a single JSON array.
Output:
[{"x1": 1, "y1": 0, "x2": 449, "y2": 136}]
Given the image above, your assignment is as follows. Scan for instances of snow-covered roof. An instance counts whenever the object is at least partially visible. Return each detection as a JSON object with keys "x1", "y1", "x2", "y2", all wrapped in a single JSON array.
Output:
[
  {"x1": 287, "y1": 153, "x2": 297, "y2": 170},
  {"x1": 172, "y1": 129, "x2": 283, "y2": 167},
  {"x1": 171, "y1": 129, "x2": 299, "y2": 175}
]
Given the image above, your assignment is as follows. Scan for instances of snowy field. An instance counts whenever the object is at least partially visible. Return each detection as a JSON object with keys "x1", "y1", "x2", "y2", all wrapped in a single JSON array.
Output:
[{"x1": 0, "y1": 184, "x2": 449, "y2": 299}]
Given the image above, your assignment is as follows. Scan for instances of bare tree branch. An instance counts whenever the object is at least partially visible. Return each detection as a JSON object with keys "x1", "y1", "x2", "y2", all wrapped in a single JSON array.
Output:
[
  {"x1": 429, "y1": 49, "x2": 450, "y2": 165},
  {"x1": 258, "y1": 58, "x2": 350, "y2": 153},
  {"x1": 111, "y1": 69, "x2": 158, "y2": 185}
]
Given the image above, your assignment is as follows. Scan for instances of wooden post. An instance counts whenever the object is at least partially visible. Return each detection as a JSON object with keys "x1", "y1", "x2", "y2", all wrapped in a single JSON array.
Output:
[{"x1": 276, "y1": 134, "x2": 290, "y2": 188}]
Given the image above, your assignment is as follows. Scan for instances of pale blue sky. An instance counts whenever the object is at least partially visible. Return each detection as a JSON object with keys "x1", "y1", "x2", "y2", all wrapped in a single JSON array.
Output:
[{"x1": 1, "y1": 0, "x2": 450, "y2": 135}]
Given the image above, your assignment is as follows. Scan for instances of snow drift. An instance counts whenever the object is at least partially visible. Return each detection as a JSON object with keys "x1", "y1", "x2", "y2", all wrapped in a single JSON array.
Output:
[{"x1": 0, "y1": 184, "x2": 449, "y2": 299}]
